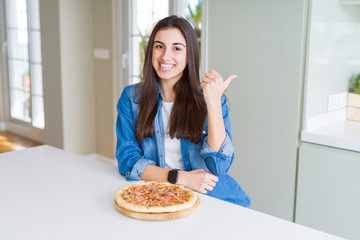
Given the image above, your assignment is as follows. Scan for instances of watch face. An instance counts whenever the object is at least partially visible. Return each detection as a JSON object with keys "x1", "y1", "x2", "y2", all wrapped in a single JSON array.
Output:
[{"x1": 168, "y1": 169, "x2": 179, "y2": 184}]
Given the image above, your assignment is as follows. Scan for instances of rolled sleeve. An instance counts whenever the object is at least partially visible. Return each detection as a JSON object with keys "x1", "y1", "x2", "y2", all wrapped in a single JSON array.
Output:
[
  {"x1": 199, "y1": 95, "x2": 234, "y2": 176},
  {"x1": 200, "y1": 133, "x2": 234, "y2": 176},
  {"x1": 116, "y1": 85, "x2": 156, "y2": 181},
  {"x1": 201, "y1": 133, "x2": 234, "y2": 157},
  {"x1": 125, "y1": 158, "x2": 156, "y2": 181}
]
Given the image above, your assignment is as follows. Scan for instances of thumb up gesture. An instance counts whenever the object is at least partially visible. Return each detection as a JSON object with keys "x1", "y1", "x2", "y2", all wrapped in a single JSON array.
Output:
[{"x1": 201, "y1": 69, "x2": 236, "y2": 108}]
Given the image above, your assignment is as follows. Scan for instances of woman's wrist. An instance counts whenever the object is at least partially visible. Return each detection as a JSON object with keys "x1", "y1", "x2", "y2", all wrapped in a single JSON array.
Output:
[
  {"x1": 206, "y1": 101, "x2": 222, "y2": 112},
  {"x1": 176, "y1": 170, "x2": 187, "y2": 186}
]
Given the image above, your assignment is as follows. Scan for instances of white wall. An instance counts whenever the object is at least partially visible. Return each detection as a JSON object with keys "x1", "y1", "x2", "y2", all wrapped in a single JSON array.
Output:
[
  {"x1": 305, "y1": 0, "x2": 360, "y2": 117},
  {"x1": 40, "y1": 0, "x2": 63, "y2": 148},
  {"x1": 39, "y1": 0, "x2": 98, "y2": 154},
  {"x1": 58, "y1": 0, "x2": 96, "y2": 154},
  {"x1": 207, "y1": 0, "x2": 306, "y2": 220},
  {"x1": 39, "y1": 0, "x2": 117, "y2": 156},
  {"x1": 93, "y1": 0, "x2": 116, "y2": 159}
]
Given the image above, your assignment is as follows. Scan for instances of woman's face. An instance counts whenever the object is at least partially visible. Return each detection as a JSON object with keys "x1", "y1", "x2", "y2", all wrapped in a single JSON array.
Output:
[{"x1": 152, "y1": 28, "x2": 187, "y2": 84}]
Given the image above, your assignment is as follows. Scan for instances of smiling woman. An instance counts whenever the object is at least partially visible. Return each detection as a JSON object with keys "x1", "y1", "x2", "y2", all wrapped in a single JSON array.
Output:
[{"x1": 115, "y1": 15, "x2": 251, "y2": 207}]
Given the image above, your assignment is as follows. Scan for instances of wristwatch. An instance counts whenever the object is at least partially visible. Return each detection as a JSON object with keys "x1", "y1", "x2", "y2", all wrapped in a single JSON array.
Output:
[{"x1": 167, "y1": 169, "x2": 180, "y2": 184}]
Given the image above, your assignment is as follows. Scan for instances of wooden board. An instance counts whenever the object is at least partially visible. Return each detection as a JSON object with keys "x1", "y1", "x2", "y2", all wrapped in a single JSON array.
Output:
[{"x1": 114, "y1": 197, "x2": 200, "y2": 221}]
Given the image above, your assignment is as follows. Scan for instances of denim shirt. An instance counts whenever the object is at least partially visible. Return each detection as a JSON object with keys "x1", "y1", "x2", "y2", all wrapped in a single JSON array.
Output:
[{"x1": 116, "y1": 83, "x2": 251, "y2": 207}]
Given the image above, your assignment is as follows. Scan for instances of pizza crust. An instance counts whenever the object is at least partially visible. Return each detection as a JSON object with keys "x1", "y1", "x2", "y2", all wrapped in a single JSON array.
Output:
[{"x1": 115, "y1": 182, "x2": 198, "y2": 213}]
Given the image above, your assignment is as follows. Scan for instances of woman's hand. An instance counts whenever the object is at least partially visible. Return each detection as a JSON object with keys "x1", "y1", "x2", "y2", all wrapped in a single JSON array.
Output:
[
  {"x1": 140, "y1": 165, "x2": 218, "y2": 194},
  {"x1": 201, "y1": 69, "x2": 236, "y2": 108},
  {"x1": 177, "y1": 169, "x2": 218, "y2": 194},
  {"x1": 201, "y1": 69, "x2": 236, "y2": 152}
]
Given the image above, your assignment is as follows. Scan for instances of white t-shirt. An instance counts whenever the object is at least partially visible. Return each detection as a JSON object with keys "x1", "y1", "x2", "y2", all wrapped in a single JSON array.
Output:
[{"x1": 161, "y1": 101, "x2": 184, "y2": 170}]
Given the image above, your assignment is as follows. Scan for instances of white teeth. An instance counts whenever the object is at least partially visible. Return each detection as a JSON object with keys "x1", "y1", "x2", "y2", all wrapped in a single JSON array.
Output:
[{"x1": 160, "y1": 63, "x2": 174, "y2": 69}]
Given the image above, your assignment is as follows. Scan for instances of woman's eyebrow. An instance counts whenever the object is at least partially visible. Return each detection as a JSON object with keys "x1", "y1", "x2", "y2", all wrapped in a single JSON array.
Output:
[
  {"x1": 173, "y1": 42, "x2": 186, "y2": 47},
  {"x1": 154, "y1": 40, "x2": 165, "y2": 45},
  {"x1": 154, "y1": 40, "x2": 185, "y2": 47}
]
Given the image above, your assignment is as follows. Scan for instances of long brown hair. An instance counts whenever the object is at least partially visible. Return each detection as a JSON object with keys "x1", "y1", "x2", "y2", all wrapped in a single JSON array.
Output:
[{"x1": 135, "y1": 15, "x2": 206, "y2": 143}]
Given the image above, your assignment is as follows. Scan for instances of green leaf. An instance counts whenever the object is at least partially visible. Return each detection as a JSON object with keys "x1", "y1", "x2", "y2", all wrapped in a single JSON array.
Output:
[
  {"x1": 185, "y1": 0, "x2": 202, "y2": 28},
  {"x1": 353, "y1": 73, "x2": 360, "y2": 94}
]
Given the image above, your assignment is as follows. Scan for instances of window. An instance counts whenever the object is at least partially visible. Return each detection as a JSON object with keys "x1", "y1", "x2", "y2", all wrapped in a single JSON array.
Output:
[
  {"x1": 129, "y1": 0, "x2": 170, "y2": 84},
  {"x1": 1, "y1": 0, "x2": 44, "y2": 129},
  {"x1": 185, "y1": 0, "x2": 202, "y2": 40},
  {"x1": 126, "y1": 0, "x2": 203, "y2": 85}
]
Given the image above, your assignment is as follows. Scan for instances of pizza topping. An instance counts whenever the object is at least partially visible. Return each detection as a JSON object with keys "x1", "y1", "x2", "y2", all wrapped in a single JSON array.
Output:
[{"x1": 120, "y1": 182, "x2": 193, "y2": 208}]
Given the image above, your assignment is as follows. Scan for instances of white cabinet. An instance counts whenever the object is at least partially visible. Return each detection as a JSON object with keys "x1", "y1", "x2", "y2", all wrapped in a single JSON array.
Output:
[
  {"x1": 296, "y1": 142, "x2": 360, "y2": 240},
  {"x1": 301, "y1": 0, "x2": 360, "y2": 150},
  {"x1": 297, "y1": 1, "x2": 360, "y2": 238}
]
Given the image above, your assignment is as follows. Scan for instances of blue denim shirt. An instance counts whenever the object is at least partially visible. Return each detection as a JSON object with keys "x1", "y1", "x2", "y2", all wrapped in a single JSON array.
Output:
[{"x1": 116, "y1": 83, "x2": 251, "y2": 207}]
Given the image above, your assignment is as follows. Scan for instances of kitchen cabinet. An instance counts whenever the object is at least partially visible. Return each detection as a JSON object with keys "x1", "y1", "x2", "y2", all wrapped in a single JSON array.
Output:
[
  {"x1": 296, "y1": 1, "x2": 360, "y2": 239},
  {"x1": 295, "y1": 142, "x2": 360, "y2": 240},
  {"x1": 301, "y1": 0, "x2": 360, "y2": 150}
]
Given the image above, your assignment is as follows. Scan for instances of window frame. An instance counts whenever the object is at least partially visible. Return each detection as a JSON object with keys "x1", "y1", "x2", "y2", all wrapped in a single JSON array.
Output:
[{"x1": 0, "y1": 0, "x2": 44, "y2": 141}]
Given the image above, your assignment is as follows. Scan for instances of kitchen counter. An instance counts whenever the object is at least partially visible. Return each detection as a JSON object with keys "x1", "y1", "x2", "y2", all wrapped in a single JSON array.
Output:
[
  {"x1": 0, "y1": 145, "x2": 344, "y2": 240},
  {"x1": 302, "y1": 110, "x2": 360, "y2": 152}
]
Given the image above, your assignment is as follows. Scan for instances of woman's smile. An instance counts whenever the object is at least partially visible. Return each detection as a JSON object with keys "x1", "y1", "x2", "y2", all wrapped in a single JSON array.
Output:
[{"x1": 159, "y1": 63, "x2": 175, "y2": 71}]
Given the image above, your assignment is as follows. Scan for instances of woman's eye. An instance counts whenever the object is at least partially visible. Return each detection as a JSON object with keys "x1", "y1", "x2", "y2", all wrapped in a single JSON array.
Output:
[
  {"x1": 155, "y1": 45, "x2": 163, "y2": 49},
  {"x1": 174, "y1": 47, "x2": 181, "y2": 51}
]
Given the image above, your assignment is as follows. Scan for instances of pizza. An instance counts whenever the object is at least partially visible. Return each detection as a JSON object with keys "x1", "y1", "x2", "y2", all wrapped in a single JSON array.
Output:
[{"x1": 115, "y1": 181, "x2": 198, "y2": 213}]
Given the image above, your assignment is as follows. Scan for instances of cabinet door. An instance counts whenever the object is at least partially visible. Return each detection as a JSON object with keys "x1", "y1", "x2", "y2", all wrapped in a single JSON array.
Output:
[{"x1": 296, "y1": 143, "x2": 360, "y2": 239}]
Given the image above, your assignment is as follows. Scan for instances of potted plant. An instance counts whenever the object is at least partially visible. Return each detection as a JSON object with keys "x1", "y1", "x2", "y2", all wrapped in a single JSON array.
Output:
[
  {"x1": 347, "y1": 72, "x2": 360, "y2": 122},
  {"x1": 186, "y1": 0, "x2": 202, "y2": 38}
]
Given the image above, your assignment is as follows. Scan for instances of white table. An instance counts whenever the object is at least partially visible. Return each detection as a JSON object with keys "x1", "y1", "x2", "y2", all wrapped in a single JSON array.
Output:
[{"x1": 0, "y1": 145, "x2": 344, "y2": 240}]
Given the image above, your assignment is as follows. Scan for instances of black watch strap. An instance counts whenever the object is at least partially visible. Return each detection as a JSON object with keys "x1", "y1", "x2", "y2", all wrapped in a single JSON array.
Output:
[{"x1": 167, "y1": 169, "x2": 180, "y2": 184}]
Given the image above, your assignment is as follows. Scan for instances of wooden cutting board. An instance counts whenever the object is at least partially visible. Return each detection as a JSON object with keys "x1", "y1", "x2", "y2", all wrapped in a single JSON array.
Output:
[{"x1": 114, "y1": 197, "x2": 200, "y2": 221}]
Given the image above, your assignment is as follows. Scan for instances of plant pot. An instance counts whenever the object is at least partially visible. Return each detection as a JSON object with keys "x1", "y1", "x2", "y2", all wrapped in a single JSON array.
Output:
[{"x1": 347, "y1": 92, "x2": 360, "y2": 122}]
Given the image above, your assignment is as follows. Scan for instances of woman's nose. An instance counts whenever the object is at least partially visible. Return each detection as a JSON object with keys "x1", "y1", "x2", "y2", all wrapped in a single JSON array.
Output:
[{"x1": 161, "y1": 49, "x2": 172, "y2": 61}]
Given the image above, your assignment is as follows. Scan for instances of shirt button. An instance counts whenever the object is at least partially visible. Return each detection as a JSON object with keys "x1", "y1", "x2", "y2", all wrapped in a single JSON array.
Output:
[
  {"x1": 160, "y1": 155, "x2": 163, "y2": 158},
  {"x1": 203, "y1": 131, "x2": 206, "y2": 134},
  {"x1": 185, "y1": 161, "x2": 189, "y2": 164},
  {"x1": 156, "y1": 130, "x2": 159, "y2": 133}
]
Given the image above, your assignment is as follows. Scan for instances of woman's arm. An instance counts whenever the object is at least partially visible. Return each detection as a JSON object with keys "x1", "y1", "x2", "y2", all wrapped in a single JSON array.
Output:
[
  {"x1": 201, "y1": 69, "x2": 236, "y2": 152},
  {"x1": 116, "y1": 86, "x2": 157, "y2": 180},
  {"x1": 140, "y1": 165, "x2": 218, "y2": 194}
]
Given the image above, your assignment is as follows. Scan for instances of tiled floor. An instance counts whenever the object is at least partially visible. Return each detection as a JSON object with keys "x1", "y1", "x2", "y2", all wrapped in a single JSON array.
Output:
[{"x1": 0, "y1": 131, "x2": 42, "y2": 154}]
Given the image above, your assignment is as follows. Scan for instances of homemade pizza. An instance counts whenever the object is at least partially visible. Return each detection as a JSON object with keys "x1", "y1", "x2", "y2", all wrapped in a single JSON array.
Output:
[{"x1": 114, "y1": 181, "x2": 199, "y2": 215}]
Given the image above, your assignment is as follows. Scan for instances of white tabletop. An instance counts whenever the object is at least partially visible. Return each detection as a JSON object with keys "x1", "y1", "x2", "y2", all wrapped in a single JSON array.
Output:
[{"x1": 0, "y1": 145, "x2": 344, "y2": 240}]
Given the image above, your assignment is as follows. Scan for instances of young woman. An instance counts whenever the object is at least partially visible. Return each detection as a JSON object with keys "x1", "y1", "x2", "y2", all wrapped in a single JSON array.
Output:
[{"x1": 116, "y1": 15, "x2": 251, "y2": 207}]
